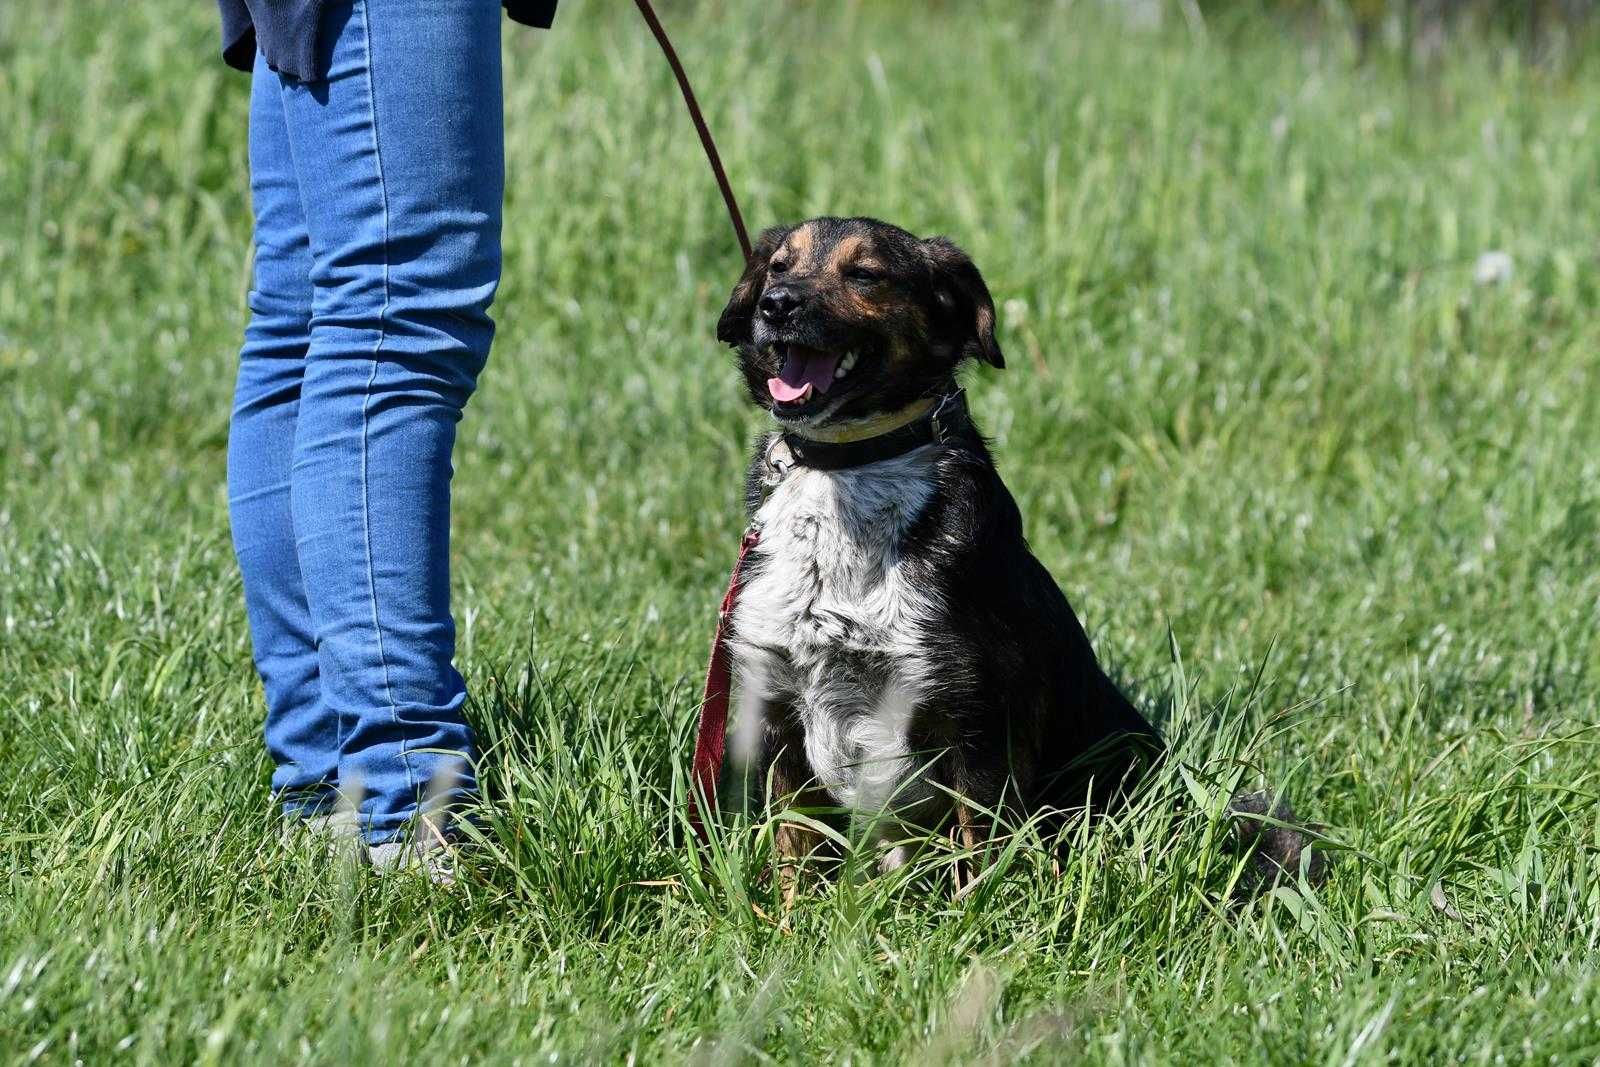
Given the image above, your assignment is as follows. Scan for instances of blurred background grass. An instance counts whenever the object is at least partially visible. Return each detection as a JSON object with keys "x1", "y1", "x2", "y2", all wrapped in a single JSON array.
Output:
[{"x1": 2, "y1": 0, "x2": 1598, "y2": 1062}]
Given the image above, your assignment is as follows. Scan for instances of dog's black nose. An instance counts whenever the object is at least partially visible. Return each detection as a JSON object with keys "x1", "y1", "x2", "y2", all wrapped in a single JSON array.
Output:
[{"x1": 758, "y1": 286, "x2": 803, "y2": 324}]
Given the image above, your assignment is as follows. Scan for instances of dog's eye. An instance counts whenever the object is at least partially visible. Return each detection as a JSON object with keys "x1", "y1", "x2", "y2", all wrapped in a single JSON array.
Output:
[
  {"x1": 844, "y1": 266, "x2": 884, "y2": 283},
  {"x1": 769, "y1": 259, "x2": 789, "y2": 275}
]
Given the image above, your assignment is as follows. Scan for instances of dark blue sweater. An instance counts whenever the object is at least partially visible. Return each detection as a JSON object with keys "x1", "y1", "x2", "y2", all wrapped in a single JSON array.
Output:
[{"x1": 218, "y1": 0, "x2": 557, "y2": 81}]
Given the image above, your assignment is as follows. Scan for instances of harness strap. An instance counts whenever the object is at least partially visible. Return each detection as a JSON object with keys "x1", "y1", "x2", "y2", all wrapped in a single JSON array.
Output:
[{"x1": 687, "y1": 523, "x2": 762, "y2": 839}]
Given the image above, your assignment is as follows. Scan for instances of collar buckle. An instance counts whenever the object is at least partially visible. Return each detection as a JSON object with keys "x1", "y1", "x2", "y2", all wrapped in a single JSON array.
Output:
[{"x1": 929, "y1": 391, "x2": 961, "y2": 444}]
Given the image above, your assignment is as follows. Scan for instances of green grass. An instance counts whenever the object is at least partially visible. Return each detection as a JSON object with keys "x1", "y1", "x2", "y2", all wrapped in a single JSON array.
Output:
[{"x1": 3, "y1": 0, "x2": 1600, "y2": 1061}]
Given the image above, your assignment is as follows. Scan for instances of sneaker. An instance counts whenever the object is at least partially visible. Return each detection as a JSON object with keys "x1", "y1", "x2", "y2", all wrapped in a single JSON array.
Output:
[
  {"x1": 364, "y1": 819, "x2": 458, "y2": 886},
  {"x1": 281, "y1": 807, "x2": 364, "y2": 863}
]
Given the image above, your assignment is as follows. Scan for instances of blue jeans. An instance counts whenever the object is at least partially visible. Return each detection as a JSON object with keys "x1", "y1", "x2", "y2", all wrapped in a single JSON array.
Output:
[{"x1": 228, "y1": 0, "x2": 502, "y2": 843}]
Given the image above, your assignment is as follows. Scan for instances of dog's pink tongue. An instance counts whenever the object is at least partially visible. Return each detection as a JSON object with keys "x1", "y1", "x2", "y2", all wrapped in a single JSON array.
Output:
[{"x1": 767, "y1": 347, "x2": 840, "y2": 404}]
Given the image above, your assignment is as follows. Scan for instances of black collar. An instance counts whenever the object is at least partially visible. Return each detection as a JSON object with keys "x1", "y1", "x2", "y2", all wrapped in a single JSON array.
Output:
[{"x1": 774, "y1": 390, "x2": 972, "y2": 473}]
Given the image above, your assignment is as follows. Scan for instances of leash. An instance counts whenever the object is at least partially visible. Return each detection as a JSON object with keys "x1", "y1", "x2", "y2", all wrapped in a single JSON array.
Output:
[
  {"x1": 633, "y1": 0, "x2": 756, "y2": 837},
  {"x1": 687, "y1": 523, "x2": 762, "y2": 839},
  {"x1": 633, "y1": 0, "x2": 752, "y2": 260}
]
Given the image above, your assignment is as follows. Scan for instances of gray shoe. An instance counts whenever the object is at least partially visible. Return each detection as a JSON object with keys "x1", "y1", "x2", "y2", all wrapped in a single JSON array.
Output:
[
  {"x1": 281, "y1": 807, "x2": 364, "y2": 863},
  {"x1": 364, "y1": 820, "x2": 458, "y2": 886}
]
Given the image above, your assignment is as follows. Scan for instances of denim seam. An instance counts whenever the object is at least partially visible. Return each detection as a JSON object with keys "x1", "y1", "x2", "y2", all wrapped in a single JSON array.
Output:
[
  {"x1": 354, "y1": 0, "x2": 417, "y2": 809},
  {"x1": 267, "y1": 68, "x2": 346, "y2": 771}
]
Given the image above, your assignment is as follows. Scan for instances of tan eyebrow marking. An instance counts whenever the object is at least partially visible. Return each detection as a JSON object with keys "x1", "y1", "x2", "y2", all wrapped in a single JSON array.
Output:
[
  {"x1": 780, "y1": 223, "x2": 815, "y2": 266},
  {"x1": 827, "y1": 235, "x2": 870, "y2": 270}
]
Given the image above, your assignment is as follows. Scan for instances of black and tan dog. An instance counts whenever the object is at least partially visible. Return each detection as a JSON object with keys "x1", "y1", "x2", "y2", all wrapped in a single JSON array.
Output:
[{"x1": 714, "y1": 216, "x2": 1318, "y2": 890}]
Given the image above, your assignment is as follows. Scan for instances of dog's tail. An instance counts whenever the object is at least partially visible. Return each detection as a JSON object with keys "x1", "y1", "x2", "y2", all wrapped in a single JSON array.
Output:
[{"x1": 1225, "y1": 790, "x2": 1327, "y2": 890}]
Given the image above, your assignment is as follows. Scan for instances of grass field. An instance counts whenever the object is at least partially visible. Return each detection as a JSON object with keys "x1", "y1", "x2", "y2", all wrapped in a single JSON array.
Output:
[{"x1": 4, "y1": 0, "x2": 1600, "y2": 1061}]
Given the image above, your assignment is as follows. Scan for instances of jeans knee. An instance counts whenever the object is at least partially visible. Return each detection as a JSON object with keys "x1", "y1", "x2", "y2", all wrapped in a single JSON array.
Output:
[{"x1": 313, "y1": 230, "x2": 497, "y2": 376}]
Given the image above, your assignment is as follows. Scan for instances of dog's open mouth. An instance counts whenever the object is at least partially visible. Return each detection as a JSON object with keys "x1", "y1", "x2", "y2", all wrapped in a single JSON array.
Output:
[{"x1": 766, "y1": 342, "x2": 864, "y2": 409}]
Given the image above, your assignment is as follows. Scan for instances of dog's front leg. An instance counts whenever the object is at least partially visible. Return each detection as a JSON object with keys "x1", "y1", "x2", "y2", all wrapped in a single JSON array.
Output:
[
  {"x1": 950, "y1": 800, "x2": 994, "y2": 895},
  {"x1": 941, "y1": 750, "x2": 1029, "y2": 897},
  {"x1": 771, "y1": 764, "x2": 832, "y2": 908},
  {"x1": 774, "y1": 822, "x2": 826, "y2": 908},
  {"x1": 768, "y1": 742, "x2": 830, "y2": 907}
]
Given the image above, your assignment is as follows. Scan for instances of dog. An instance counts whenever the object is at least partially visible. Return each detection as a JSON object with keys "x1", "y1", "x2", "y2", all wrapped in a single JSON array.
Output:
[{"x1": 713, "y1": 216, "x2": 1319, "y2": 892}]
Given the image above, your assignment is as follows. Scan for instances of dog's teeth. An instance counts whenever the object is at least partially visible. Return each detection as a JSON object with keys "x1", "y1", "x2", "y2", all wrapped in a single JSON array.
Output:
[{"x1": 837, "y1": 350, "x2": 858, "y2": 377}]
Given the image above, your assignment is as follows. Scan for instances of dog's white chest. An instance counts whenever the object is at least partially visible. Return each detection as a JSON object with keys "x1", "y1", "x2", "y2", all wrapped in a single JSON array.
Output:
[{"x1": 730, "y1": 450, "x2": 941, "y2": 815}]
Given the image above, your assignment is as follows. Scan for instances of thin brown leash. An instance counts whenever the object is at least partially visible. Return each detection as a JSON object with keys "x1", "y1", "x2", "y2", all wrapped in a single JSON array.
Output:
[
  {"x1": 633, "y1": 0, "x2": 752, "y2": 260},
  {"x1": 632, "y1": 0, "x2": 753, "y2": 840}
]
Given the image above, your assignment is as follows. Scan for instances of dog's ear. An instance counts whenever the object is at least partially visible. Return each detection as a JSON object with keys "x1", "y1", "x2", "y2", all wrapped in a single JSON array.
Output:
[
  {"x1": 922, "y1": 237, "x2": 1004, "y2": 370},
  {"x1": 717, "y1": 225, "x2": 792, "y2": 347}
]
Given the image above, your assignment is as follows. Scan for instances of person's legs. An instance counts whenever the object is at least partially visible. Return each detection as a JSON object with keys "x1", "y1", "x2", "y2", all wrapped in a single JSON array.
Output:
[
  {"x1": 229, "y1": 51, "x2": 340, "y2": 818},
  {"x1": 275, "y1": 0, "x2": 503, "y2": 843}
]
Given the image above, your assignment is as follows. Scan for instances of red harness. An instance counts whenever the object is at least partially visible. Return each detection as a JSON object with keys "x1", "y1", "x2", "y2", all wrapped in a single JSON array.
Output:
[{"x1": 687, "y1": 524, "x2": 761, "y2": 839}]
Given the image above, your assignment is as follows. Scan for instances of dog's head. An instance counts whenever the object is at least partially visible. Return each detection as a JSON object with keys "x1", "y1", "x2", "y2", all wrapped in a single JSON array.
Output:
[{"x1": 716, "y1": 217, "x2": 1003, "y2": 432}]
